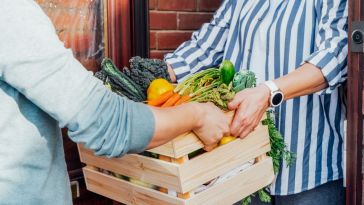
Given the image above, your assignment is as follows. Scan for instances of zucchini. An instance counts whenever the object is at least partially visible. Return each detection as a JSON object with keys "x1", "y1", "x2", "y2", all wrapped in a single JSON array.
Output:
[{"x1": 101, "y1": 58, "x2": 146, "y2": 101}]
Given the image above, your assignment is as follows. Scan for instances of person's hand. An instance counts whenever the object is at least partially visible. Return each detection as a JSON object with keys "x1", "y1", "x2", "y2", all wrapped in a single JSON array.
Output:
[
  {"x1": 228, "y1": 84, "x2": 270, "y2": 138},
  {"x1": 167, "y1": 63, "x2": 177, "y2": 83},
  {"x1": 193, "y1": 102, "x2": 230, "y2": 151}
]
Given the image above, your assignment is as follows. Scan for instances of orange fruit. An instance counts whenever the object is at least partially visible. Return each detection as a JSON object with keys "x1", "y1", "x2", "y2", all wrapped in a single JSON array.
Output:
[{"x1": 147, "y1": 79, "x2": 174, "y2": 101}]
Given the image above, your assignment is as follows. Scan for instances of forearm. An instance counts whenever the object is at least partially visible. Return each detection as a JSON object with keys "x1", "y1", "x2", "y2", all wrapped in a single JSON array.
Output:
[
  {"x1": 146, "y1": 102, "x2": 202, "y2": 149},
  {"x1": 167, "y1": 64, "x2": 177, "y2": 83},
  {"x1": 273, "y1": 63, "x2": 328, "y2": 100}
]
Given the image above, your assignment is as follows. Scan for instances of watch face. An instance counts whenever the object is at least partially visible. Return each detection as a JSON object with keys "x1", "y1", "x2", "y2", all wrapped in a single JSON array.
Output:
[{"x1": 272, "y1": 92, "x2": 284, "y2": 106}]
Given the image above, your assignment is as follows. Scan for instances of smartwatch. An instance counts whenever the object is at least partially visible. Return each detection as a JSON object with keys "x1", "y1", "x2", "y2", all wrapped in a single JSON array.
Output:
[{"x1": 263, "y1": 81, "x2": 284, "y2": 107}]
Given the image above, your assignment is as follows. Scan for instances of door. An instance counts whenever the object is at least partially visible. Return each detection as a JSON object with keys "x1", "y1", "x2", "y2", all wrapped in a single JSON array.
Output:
[
  {"x1": 36, "y1": 0, "x2": 149, "y2": 204},
  {"x1": 347, "y1": 0, "x2": 363, "y2": 204}
]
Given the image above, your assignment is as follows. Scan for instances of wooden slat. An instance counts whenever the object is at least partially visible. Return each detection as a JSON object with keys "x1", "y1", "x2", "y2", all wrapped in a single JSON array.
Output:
[
  {"x1": 83, "y1": 167, "x2": 185, "y2": 205},
  {"x1": 186, "y1": 157, "x2": 274, "y2": 205},
  {"x1": 148, "y1": 141, "x2": 176, "y2": 158},
  {"x1": 148, "y1": 111, "x2": 236, "y2": 158},
  {"x1": 149, "y1": 122, "x2": 266, "y2": 159},
  {"x1": 83, "y1": 158, "x2": 274, "y2": 205},
  {"x1": 78, "y1": 122, "x2": 270, "y2": 193},
  {"x1": 179, "y1": 124, "x2": 270, "y2": 193},
  {"x1": 79, "y1": 145, "x2": 182, "y2": 191},
  {"x1": 171, "y1": 133, "x2": 204, "y2": 158}
]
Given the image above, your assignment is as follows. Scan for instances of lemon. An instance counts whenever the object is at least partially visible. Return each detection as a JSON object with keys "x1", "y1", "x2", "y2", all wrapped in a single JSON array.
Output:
[
  {"x1": 219, "y1": 136, "x2": 236, "y2": 146},
  {"x1": 147, "y1": 79, "x2": 174, "y2": 101}
]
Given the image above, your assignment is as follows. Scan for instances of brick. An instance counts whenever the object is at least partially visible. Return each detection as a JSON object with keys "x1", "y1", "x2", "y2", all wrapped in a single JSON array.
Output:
[
  {"x1": 149, "y1": 0, "x2": 157, "y2": 10},
  {"x1": 178, "y1": 12, "x2": 213, "y2": 30},
  {"x1": 197, "y1": 0, "x2": 222, "y2": 12},
  {"x1": 150, "y1": 31, "x2": 157, "y2": 49},
  {"x1": 158, "y1": 0, "x2": 196, "y2": 11},
  {"x1": 157, "y1": 31, "x2": 192, "y2": 49},
  {"x1": 150, "y1": 50, "x2": 173, "y2": 59},
  {"x1": 150, "y1": 11, "x2": 177, "y2": 30}
]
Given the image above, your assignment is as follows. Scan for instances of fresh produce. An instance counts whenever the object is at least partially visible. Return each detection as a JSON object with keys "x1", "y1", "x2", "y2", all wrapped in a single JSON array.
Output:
[
  {"x1": 233, "y1": 70, "x2": 256, "y2": 92},
  {"x1": 147, "y1": 79, "x2": 174, "y2": 101},
  {"x1": 98, "y1": 58, "x2": 294, "y2": 205},
  {"x1": 102, "y1": 58, "x2": 146, "y2": 100},
  {"x1": 94, "y1": 58, "x2": 146, "y2": 102},
  {"x1": 112, "y1": 173, "x2": 129, "y2": 181},
  {"x1": 174, "y1": 67, "x2": 235, "y2": 110},
  {"x1": 147, "y1": 61, "x2": 253, "y2": 110},
  {"x1": 125, "y1": 56, "x2": 172, "y2": 94},
  {"x1": 220, "y1": 60, "x2": 236, "y2": 85},
  {"x1": 174, "y1": 95, "x2": 191, "y2": 106},
  {"x1": 161, "y1": 93, "x2": 181, "y2": 107},
  {"x1": 129, "y1": 178, "x2": 156, "y2": 189},
  {"x1": 147, "y1": 90, "x2": 174, "y2": 106},
  {"x1": 188, "y1": 149, "x2": 205, "y2": 159},
  {"x1": 264, "y1": 112, "x2": 295, "y2": 173},
  {"x1": 94, "y1": 57, "x2": 172, "y2": 102},
  {"x1": 219, "y1": 136, "x2": 236, "y2": 146},
  {"x1": 172, "y1": 60, "x2": 293, "y2": 205}
]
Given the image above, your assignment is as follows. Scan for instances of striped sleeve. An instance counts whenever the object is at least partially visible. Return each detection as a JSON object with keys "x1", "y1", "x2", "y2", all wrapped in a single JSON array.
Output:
[
  {"x1": 304, "y1": 0, "x2": 348, "y2": 95},
  {"x1": 165, "y1": 0, "x2": 234, "y2": 82}
]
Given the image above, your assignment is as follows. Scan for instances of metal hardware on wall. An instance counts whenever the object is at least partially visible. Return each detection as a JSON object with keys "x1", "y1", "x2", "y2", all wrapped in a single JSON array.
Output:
[
  {"x1": 351, "y1": 21, "x2": 364, "y2": 53},
  {"x1": 71, "y1": 181, "x2": 80, "y2": 199}
]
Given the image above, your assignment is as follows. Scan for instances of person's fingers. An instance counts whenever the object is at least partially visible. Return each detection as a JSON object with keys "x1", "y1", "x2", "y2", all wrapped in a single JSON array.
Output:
[
  {"x1": 239, "y1": 125, "x2": 255, "y2": 139},
  {"x1": 222, "y1": 115, "x2": 231, "y2": 136},
  {"x1": 230, "y1": 104, "x2": 249, "y2": 136},
  {"x1": 204, "y1": 143, "x2": 218, "y2": 152},
  {"x1": 228, "y1": 91, "x2": 246, "y2": 110},
  {"x1": 167, "y1": 64, "x2": 177, "y2": 83},
  {"x1": 234, "y1": 126, "x2": 245, "y2": 138}
]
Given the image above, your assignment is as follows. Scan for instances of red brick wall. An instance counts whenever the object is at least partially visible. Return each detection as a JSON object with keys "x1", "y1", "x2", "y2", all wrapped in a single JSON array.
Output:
[{"x1": 149, "y1": 0, "x2": 223, "y2": 59}]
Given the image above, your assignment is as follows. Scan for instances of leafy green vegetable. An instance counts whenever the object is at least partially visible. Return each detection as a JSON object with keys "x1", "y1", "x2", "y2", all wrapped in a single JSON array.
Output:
[
  {"x1": 240, "y1": 189, "x2": 270, "y2": 205},
  {"x1": 263, "y1": 111, "x2": 296, "y2": 173},
  {"x1": 258, "y1": 189, "x2": 272, "y2": 203},
  {"x1": 125, "y1": 56, "x2": 172, "y2": 94},
  {"x1": 241, "y1": 195, "x2": 252, "y2": 205},
  {"x1": 100, "y1": 58, "x2": 146, "y2": 101},
  {"x1": 95, "y1": 57, "x2": 171, "y2": 102},
  {"x1": 233, "y1": 70, "x2": 257, "y2": 92}
]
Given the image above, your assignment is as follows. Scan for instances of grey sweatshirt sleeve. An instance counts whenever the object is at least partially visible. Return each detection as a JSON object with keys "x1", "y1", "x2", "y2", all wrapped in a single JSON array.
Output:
[{"x1": 0, "y1": 0, "x2": 155, "y2": 157}]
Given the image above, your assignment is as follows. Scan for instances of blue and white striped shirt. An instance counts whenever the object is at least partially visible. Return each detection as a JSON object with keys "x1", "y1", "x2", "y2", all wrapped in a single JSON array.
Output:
[{"x1": 165, "y1": 0, "x2": 348, "y2": 195}]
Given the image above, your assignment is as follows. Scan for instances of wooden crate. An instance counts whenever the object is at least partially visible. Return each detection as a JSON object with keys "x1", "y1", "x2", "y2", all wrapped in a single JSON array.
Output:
[{"x1": 78, "y1": 114, "x2": 275, "y2": 205}]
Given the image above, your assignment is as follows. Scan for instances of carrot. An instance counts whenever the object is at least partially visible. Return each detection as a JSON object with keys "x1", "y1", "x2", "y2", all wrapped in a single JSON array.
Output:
[
  {"x1": 147, "y1": 90, "x2": 174, "y2": 106},
  {"x1": 161, "y1": 93, "x2": 181, "y2": 107},
  {"x1": 174, "y1": 95, "x2": 191, "y2": 106}
]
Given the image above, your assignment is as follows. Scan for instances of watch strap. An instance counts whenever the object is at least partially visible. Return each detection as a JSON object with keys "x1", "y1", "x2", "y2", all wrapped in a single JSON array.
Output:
[{"x1": 264, "y1": 80, "x2": 279, "y2": 93}]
